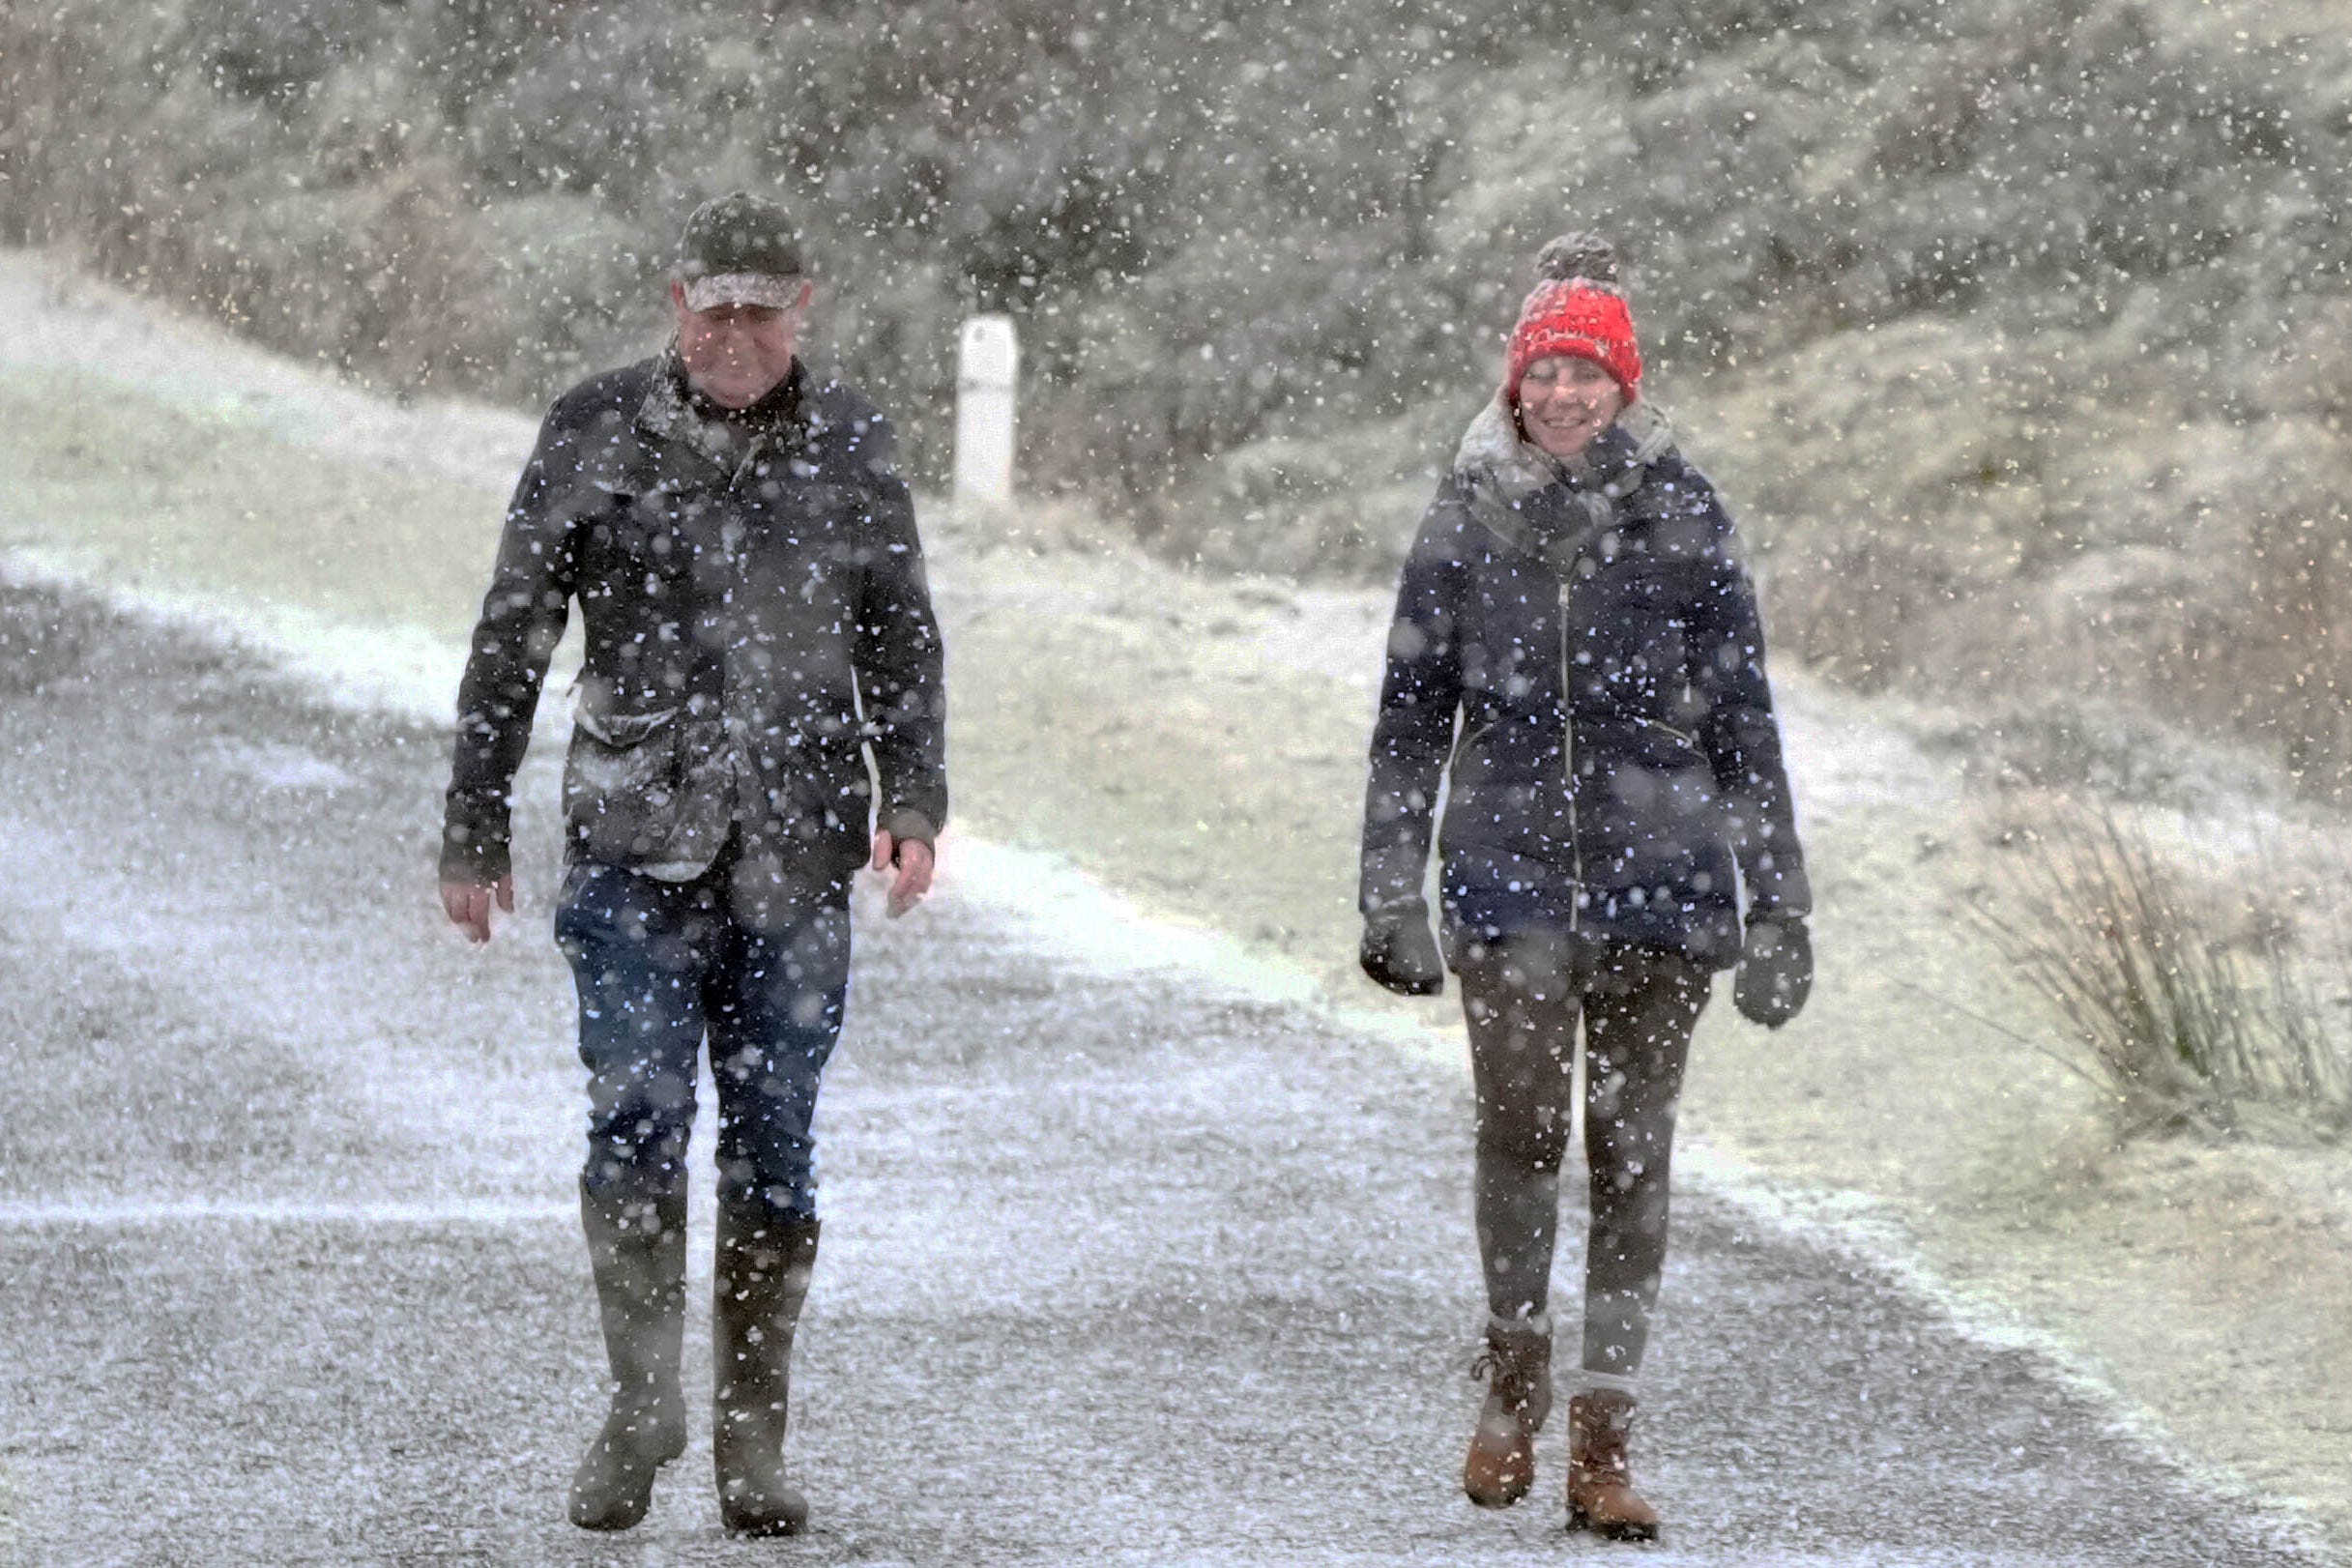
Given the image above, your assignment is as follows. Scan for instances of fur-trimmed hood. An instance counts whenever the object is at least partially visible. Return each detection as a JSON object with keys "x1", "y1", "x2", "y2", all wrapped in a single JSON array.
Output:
[{"x1": 1449, "y1": 392, "x2": 1681, "y2": 566}]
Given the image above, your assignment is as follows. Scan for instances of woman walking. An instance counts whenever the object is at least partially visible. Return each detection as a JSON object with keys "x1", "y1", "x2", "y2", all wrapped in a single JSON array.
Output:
[{"x1": 1357, "y1": 236, "x2": 1813, "y2": 1540}]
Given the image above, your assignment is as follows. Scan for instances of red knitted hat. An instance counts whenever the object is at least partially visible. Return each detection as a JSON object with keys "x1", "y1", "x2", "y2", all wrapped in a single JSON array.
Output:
[{"x1": 1505, "y1": 235, "x2": 1641, "y2": 405}]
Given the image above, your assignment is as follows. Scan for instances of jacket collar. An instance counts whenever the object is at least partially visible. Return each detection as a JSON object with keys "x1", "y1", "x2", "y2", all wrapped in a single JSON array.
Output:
[
  {"x1": 635, "y1": 349, "x2": 816, "y2": 475},
  {"x1": 1451, "y1": 392, "x2": 1678, "y2": 566}
]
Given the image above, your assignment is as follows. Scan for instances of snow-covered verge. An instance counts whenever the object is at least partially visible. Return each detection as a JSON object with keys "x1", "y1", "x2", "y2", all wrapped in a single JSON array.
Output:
[{"x1": 4, "y1": 248, "x2": 2350, "y2": 1553}]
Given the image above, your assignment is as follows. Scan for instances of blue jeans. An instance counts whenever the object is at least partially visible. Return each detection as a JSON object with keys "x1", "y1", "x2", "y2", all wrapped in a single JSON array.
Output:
[{"x1": 554, "y1": 857, "x2": 852, "y2": 1223}]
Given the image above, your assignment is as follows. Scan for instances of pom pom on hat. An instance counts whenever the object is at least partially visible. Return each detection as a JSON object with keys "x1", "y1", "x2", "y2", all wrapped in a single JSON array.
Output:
[{"x1": 1532, "y1": 232, "x2": 1619, "y2": 286}]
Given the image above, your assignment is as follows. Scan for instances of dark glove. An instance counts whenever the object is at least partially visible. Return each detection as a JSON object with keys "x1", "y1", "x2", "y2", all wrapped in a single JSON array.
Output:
[
  {"x1": 1733, "y1": 914, "x2": 1813, "y2": 1028},
  {"x1": 1360, "y1": 904, "x2": 1445, "y2": 997}
]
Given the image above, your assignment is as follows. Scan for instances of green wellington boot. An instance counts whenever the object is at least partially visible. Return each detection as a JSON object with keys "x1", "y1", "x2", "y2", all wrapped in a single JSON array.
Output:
[{"x1": 711, "y1": 1209, "x2": 822, "y2": 1537}]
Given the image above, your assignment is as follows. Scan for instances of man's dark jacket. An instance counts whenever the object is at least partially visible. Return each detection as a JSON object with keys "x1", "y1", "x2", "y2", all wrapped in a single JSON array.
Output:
[
  {"x1": 442, "y1": 355, "x2": 944, "y2": 904},
  {"x1": 1360, "y1": 399, "x2": 1806, "y2": 969}
]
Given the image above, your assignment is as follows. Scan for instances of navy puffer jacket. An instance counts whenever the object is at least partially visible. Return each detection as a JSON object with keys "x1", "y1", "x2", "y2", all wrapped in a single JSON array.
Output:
[{"x1": 1359, "y1": 398, "x2": 1808, "y2": 970}]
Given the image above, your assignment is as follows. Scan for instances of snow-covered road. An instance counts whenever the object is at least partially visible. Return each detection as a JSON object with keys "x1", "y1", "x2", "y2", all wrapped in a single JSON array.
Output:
[{"x1": 0, "y1": 580, "x2": 2316, "y2": 1565}]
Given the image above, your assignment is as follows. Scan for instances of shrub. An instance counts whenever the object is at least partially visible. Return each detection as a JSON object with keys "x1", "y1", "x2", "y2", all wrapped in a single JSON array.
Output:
[{"x1": 1973, "y1": 801, "x2": 2352, "y2": 1141}]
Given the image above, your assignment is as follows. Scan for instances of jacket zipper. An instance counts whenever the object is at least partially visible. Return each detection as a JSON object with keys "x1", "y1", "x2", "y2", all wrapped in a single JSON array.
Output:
[{"x1": 1558, "y1": 578, "x2": 1583, "y2": 936}]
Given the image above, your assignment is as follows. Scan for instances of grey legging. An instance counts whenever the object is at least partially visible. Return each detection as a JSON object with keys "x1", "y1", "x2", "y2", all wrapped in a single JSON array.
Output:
[{"x1": 1461, "y1": 929, "x2": 1707, "y2": 1380}]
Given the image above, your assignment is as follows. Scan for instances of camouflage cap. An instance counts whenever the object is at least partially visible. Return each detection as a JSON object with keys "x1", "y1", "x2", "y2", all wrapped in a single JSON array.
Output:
[{"x1": 675, "y1": 191, "x2": 805, "y2": 310}]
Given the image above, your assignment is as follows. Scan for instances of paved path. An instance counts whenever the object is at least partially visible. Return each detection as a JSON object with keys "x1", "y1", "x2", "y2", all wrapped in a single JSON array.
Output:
[{"x1": 0, "y1": 579, "x2": 2321, "y2": 1566}]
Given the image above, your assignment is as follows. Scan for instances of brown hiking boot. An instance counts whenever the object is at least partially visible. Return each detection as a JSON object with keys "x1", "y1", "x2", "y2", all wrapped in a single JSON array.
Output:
[
  {"x1": 712, "y1": 1209, "x2": 821, "y2": 1537},
  {"x1": 1463, "y1": 1317, "x2": 1553, "y2": 1508},
  {"x1": 1566, "y1": 1386, "x2": 1660, "y2": 1541}
]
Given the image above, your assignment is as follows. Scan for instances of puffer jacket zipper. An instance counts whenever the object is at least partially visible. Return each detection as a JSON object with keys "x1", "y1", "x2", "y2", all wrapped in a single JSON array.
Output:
[{"x1": 1558, "y1": 573, "x2": 1583, "y2": 936}]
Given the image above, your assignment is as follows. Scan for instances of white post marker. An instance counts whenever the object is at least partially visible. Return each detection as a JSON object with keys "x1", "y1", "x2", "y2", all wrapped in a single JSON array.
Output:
[{"x1": 953, "y1": 313, "x2": 1018, "y2": 509}]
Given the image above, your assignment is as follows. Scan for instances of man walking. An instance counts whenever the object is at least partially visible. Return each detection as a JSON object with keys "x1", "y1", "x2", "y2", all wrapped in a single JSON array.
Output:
[{"x1": 437, "y1": 191, "x2": 944, "y2": 1536}]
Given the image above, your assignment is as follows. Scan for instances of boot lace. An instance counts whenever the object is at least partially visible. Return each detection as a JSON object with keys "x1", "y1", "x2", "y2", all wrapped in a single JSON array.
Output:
[{"x1": 1468, "y1": 1348, "x2": 1537, "y2": 1408}]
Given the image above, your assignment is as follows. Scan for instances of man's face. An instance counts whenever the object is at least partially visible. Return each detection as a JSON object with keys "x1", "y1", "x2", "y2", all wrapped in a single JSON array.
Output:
[{"x1": 671, "y1": 278, "x2": 813, "y2": 409}]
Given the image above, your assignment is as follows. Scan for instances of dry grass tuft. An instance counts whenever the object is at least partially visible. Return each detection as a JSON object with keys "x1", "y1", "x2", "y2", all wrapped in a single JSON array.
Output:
[{"x1": 1973, "y1": 802, "x2": 2352, "y2": 1142}]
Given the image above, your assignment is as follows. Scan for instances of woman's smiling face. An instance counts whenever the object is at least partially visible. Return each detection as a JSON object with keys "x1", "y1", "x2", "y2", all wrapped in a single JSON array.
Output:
[{"x1": 1517, "y1": 354, "x2": 1624, "y2": 460}]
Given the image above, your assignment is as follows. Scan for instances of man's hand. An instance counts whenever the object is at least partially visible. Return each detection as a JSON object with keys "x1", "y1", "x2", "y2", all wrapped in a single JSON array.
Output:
[
  {"x1": 440, "y1": 876, "x2": 514, "y2": 944},
  {"x1": 871, "y1": 831, "x2": 934, "y2": 918},
  {"x1": 1732, "y1": 913, "x2": 1813, "y2": 1028}
]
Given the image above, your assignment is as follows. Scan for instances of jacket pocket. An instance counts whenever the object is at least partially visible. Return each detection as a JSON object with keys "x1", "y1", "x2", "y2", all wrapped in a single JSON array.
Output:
[
  {"x1": 1626, "y1": 713, "x2": 1701, "y2": 763},
  {"x1": 574, "y1": 704, "x2": 680, "y2": 750},
  {"x1": 563, "y1": 706, "x2": 686, "y2": 861}
]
